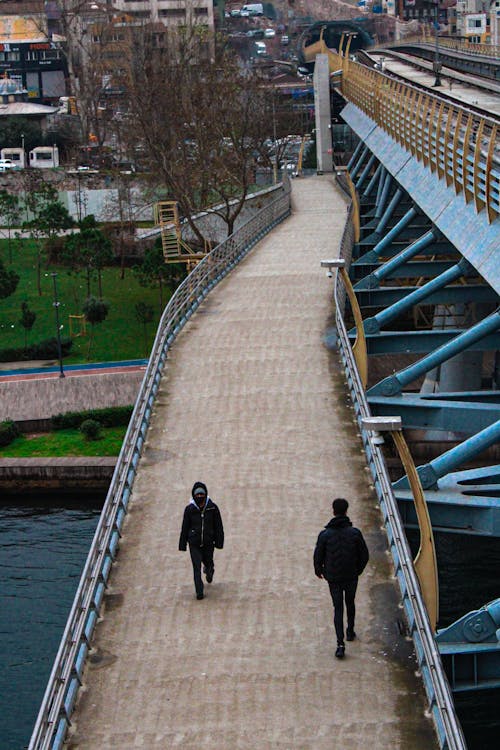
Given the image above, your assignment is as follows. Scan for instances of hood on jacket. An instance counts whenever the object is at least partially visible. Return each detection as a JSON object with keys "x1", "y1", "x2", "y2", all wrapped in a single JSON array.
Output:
[
  {"x1": 192, "y1": 481, "x2": 208, "y2": 508},
  {"x1": 325, "y1": 515, "x2": 352, "y2": 530}
]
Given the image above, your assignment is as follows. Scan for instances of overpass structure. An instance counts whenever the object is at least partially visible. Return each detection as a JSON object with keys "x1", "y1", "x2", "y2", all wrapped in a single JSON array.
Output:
[{"x1": 28, "y1": 39, "x2": 500, "y2": 750}]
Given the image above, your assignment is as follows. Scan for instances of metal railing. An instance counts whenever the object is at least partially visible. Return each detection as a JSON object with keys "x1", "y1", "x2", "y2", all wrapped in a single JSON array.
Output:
[
  {"x1": 334, "y1": 203, "x2": 467, "y2": 750},
  {"x1": 341, "y1": 59, "x2": 500, "y2": 223},
  {"x1": 381, "y1": 34, "x2": 500, "y2": 60},
  {"x1": 28, "y1": 181, "x2": 291, "y2": 750}
]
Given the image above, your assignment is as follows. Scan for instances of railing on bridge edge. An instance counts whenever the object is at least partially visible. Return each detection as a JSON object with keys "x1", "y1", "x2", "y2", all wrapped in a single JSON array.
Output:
[
  {"x1": 333, "y1": 185, "x2": 467, "y2": 750},
  {"x1": 378, "y1": 34, "x2": 500, "y2": 61},
  {"x1": 28, "y1": 180, "x2": 292, "y2": 750}
]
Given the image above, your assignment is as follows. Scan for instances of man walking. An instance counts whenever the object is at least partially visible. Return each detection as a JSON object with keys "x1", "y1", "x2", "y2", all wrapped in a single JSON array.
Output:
[
  {"x1": 314, "y1": 497, "x2": 369, "y2": 658},
  {"x1": 179, "y1": 481, "x2": 224, "y2": 600}
]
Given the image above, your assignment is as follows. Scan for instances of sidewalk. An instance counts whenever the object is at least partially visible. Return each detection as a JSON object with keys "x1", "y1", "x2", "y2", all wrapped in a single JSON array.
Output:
[{"x1": 65, "y1": 175, "x2": 438, "y2": 749}]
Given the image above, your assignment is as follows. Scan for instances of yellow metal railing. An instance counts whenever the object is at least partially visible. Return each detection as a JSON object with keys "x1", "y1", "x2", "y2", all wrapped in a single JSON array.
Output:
[
  {"x1": 384, "y1": 33, "x2": 500, "y2": 59},
  {"x1": 302, "y1": 32, "x2": 500, "y2": 224},
  {"x1": 340, "y1": 61, "x2": 500, "y2": 222}
]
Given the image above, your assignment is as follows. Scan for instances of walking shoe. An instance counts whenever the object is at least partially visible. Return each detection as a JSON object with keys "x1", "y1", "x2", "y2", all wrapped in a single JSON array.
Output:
[
  {"x1": 206, "y1": 567, "x2": 214, "y2": 583},
  {"x1": 346, "y1": 629, "x2": 356, "y2": 641},
  {"x1": 335, "y1": 644, "x2": 345, "y2": 658},
  {"x1": 196, "y1": 593, "x2": 204, "y2": 600}
]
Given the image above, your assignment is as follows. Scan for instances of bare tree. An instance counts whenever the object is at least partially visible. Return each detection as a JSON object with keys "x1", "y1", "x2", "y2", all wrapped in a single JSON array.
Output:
[{"x1": 120, "y1": 25, "x2": 272, "y2": 242}]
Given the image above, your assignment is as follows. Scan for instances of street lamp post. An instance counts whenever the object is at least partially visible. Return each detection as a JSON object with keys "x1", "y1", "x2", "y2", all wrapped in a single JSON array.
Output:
[
  {"x1": 21, "y1": 132, "x2": 25, "y2": 167},
  {"x1": 51, "y1": 272, "x2": 65, "y2": 378}
]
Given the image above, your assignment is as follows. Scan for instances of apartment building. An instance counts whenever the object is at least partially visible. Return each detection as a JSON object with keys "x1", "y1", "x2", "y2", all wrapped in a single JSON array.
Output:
[{"x1": 112, "y1": 0, "x2": 214, "y2": 31}]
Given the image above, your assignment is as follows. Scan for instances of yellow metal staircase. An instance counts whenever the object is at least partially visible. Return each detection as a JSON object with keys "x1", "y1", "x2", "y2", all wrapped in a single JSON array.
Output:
[{"x1": 154, "y1": 201, "x2": 208, "y2": 264}]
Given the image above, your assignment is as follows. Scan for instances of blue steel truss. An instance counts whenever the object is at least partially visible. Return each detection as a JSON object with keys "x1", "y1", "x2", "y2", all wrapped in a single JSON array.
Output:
[{"x1": 338, "y1": 125, "x2": 500, "y2": 695}]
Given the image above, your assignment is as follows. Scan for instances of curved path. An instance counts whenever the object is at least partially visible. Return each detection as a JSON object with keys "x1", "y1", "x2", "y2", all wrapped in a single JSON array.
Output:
[{"x1": 66, "y1": 176, "x2": 437, "y2": 749}]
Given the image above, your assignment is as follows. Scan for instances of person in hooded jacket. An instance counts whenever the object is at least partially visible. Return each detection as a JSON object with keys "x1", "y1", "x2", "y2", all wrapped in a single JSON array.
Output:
[
  {"x1": 179, "y1": 481, "x2": 224, "y2": 600},
  {"x1": 314, "y1": 497, "x2": 369, "y2": 658}
]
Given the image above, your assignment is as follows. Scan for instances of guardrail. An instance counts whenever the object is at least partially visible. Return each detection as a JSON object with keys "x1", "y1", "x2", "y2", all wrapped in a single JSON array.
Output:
[
  {"x1": 380, "y1": 34, "x2": 500, "y2": 60},
  {"x1": 28, "y1": 181, "x2": 291, "y2": 750},
  {"x1": 342, "y1": 59, "x2": 500, "y2": 223},
  {"x1": 334, "y1": 203, "x2": 467, "y2": 750}
]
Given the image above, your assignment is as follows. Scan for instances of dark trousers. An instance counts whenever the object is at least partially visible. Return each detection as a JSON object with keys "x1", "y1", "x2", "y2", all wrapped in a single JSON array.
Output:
[
  {"x1": 328, "y1": 578, "x2": 358, "y2": 645},
  {"x1": 189, "y1": 543, "x2": 214, "y2": 596}
]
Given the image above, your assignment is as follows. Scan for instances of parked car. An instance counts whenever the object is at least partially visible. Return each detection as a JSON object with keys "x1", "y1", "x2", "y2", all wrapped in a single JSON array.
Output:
[
  {"x1": 230, "y1": 8, "x2": 241, "y2": 16},
  {"x1": 0, "y1": 158, "x2": 16, "y2": 171},
  {"x1": 255, "y1": 41, "x2": 267, "y2": 55},
  {"x1": 280, "y1": 34, "x2": 290, "y2": 45},
  {"x1": 247, "y1": 28, "x2": 264, "y2": 38},
  {"x1": 264, "y1": 28, "x2": 276, "y2": 38}
]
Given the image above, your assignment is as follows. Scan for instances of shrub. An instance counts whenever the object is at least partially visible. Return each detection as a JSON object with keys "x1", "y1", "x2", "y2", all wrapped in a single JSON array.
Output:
[
  {"x1": 0, "y1": 336, "x2": 73, "y2": 363},
  {"x1": 0, "y1": 420, "x2": 20, "y2": 447},
  {"x1": 80, "y1": 419, "x2": 102, "y2": 441},
  {"x1": 51, "y1": 405, "x2": 133, "y2": 431}
]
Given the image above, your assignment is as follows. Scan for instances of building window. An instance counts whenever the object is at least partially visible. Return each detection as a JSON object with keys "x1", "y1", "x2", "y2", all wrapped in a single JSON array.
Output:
[
  {"x1": 194, "y1": 7, "x2": 208, "y2": 14},
  {"x1": 40, "y1": 49, "x2": 61, "y2": 60},
  {"x1": 159, "y1": 9, "x2": 186, "y2": 17}
]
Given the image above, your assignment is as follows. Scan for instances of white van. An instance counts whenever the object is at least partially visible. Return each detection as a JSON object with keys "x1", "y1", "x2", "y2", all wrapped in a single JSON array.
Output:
[
  {"x1": 242, "y1": 3, "x2": 263, "y2": 15},
  {"x1": 0, "y1": 159, "x2": 16, "y2": 171}
]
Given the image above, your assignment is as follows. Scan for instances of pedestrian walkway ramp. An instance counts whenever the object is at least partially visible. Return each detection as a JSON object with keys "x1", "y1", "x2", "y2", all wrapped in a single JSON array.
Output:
[{"x1": 30, "y1": 177, "x2": 456, "y2": 750}]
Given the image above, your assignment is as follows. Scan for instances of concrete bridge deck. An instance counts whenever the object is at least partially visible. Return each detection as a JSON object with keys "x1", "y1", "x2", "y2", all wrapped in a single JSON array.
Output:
[{"x1": 66, "y1": 176, "x2": 437, "y2": 749}]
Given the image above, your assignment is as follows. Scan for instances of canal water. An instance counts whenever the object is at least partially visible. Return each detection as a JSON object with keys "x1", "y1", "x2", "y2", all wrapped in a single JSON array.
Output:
[
  {"x1": 0, "y1": 503, "x2": 498, "y2": 749},
  {"x1": 0, "y1": 500, "x2": 102, "y2": 750}
]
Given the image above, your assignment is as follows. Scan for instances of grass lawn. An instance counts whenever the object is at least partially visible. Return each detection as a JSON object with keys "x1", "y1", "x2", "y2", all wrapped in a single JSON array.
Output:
[
  {"x1": 0, "y1": 426, "x2": 126, "y2": 457},
  {"x1": 0, "y1": 238, "x2": 169, "y2": 364}
]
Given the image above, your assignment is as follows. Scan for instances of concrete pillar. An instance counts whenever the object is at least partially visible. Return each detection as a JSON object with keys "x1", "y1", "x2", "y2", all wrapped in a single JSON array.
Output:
[{"x1": 313, "y1": 54, "x2": 333, "y2": 174}]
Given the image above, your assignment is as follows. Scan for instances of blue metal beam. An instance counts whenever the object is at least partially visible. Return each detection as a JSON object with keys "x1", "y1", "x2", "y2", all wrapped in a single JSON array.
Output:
[
  {"x1": 439, "y1": 644, "x2": 500, "y2": 692},
  {"x1": 358, "y1": 330, "x2": 500, "y2": 355},
  {"x1": 356, "y1": 241, "x2": 457, "y2": 263},
  {"x1": 396, "y1": 487, "x2": 500, "y2": 536},
  {"x1": 362, "y1": 188, "x2": 404, "y2": 243},
  {"x1": 357, "y1": 205, "x2": 417, "y2": 258},
  {"x1": 351, "y1": 260, "x2": 459, "y2": 283},
  {"x1": 349, "y1": 143, "x2": 370, "y2": 180},
  {"x1": 354, "y1": 229, "x2": 442, "y2": 290},
  {"x1": 346, "y1": 138, "x2": 365, "y2": 173},
  {"x1": 437, "y1": 600, "x2": 500, "y2": 692},
  {"x1": 367, "y1": 311, "x2": 500, "y2": 396},
  {"x1": 362, "y1": 259, "x2": 472, "y2": 334},
  {"x1": 356, "y1": 285, "x2": 497, "y2": 310},
  {"x1": 361, "y1": 162, "x2": 382, "y2": 200},
  {"x1": 368, "y1": 393, "x2": 500, "y2": 432},
  {"x1": 355, "y1": 153, "x2": 376, "y2": 190},
  {"x1": 394, "y1": 420, "x2": 500, "y2": 490}
]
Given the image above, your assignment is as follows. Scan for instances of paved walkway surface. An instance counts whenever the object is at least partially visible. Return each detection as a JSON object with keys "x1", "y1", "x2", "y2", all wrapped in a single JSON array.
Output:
[{"x1": 66, "y1": 176, "x2": 437, "y2": 749}]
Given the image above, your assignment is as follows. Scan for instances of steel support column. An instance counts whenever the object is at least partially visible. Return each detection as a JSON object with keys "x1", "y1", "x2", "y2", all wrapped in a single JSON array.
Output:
[
  {"x1": 361, "y1": 162, "x2": 382, "y2": 200},
  {"x1": 368, "y1": 311, "x2": 500, "y2": 397},
  {"x1": 346, "y1": 138, "x2": 364, "y2": 172},
  {"x1": 363, "y1": 258, "x2": 472, "y2": 334},
  {"x1": 356, "y1": 206, "x2": 418, "y2": 263},
  {"x1": 355, "y1": 153, "x2": 376, "y2": 191},
  {"x1": 394, "y1": 419, "x2": 500, "y2": 490},
  {"x1": 354, "y1": 228, "x2": 441, "y2": 290},
  {"x1": 349, "y1": 144, "x2": 370, "y2": 181}
]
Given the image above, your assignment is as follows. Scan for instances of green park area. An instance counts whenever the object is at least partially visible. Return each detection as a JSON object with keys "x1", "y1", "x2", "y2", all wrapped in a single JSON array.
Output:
[
  {"x1": 0, "y1": 425, "x2": 126, "y2": 457},
  {"x1": 0, "y1": 236, "x2": 176, "y2": 364}
]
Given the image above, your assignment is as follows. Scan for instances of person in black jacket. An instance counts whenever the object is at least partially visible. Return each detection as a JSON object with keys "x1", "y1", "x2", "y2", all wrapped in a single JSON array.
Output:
[
  {"x1": 314, "y1": 497, "x2": 369, "y2": 658},
  {"x1": 179, "y1": 481, "x2": 224, "y2": 600}
]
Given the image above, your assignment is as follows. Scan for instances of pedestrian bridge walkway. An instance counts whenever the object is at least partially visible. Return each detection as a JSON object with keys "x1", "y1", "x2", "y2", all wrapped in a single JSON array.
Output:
[{"x1": 55, "y1": 177, "x2": 437, "y2": 748}]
